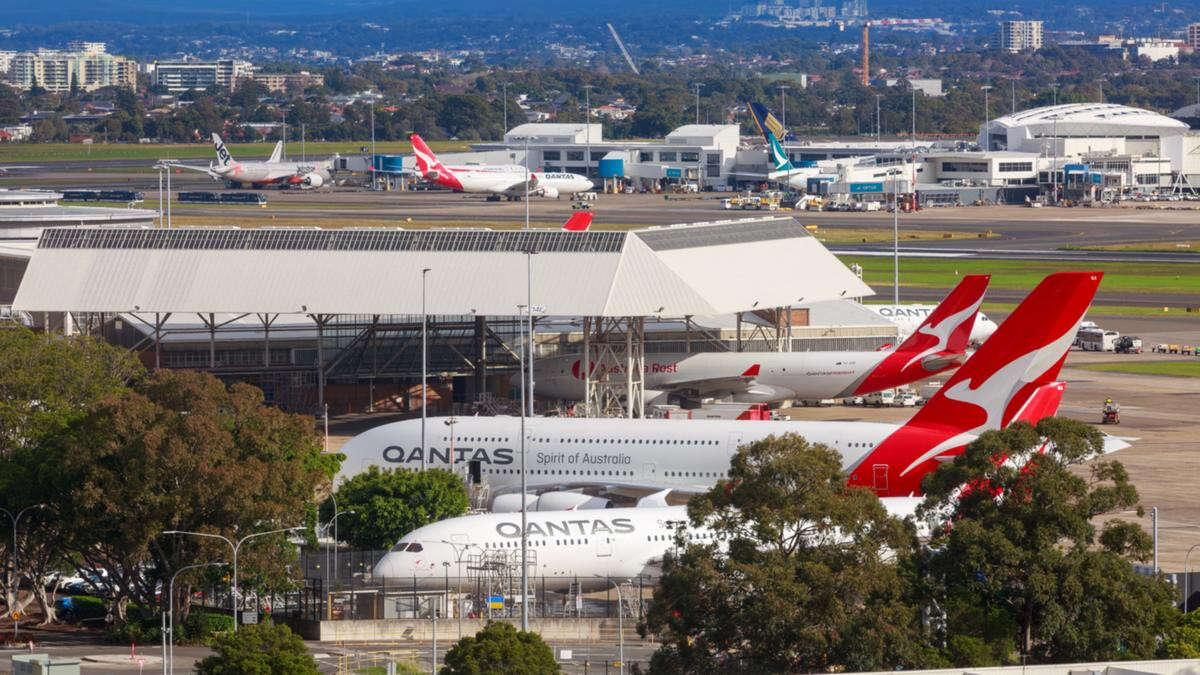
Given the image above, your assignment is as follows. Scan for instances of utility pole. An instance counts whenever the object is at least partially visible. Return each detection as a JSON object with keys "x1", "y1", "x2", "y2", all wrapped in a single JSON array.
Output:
[
  {"x1": 369, "y1": 103, "x2": 376, "y2": 190},
  {"x1": 875, "y1": 94, "x2": 882, "y2": 144},
  {"x1": 583, "y1": 84, "x2": 594, "y2": 181},
  {"x1": 502, "y1": 82, "x2": 512, "y2": 136},
  {"x1": 421, "y1": 267, "x2": 431, "y2": 471},
  {"x1": 2, "y1": 504, "x2": 46, "y2": 643},
  {"x1": 1011, "y1": 76, "x2": 1017, "y2": 113},
  {"x1": 777, "y1": 85, "x2": 789, "y2": 131},
  {"x1": 693, "y1": 83, "x2": 703, "y2": 125},
  {"x1": 981, "y1": 85, "x2": 993, "y2": 152},
  {"x1": 301, "y1": 123, "x2": 306, "y2": 162}
]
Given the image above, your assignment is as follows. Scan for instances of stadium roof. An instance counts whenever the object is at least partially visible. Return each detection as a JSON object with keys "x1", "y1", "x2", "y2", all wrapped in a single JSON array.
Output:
[
  {"x1": 987, "y1": 103, "x2": 1187, "y2": 136},
  {"x1": 13, "y1": 217, "x2": 873, "y2": 317}
]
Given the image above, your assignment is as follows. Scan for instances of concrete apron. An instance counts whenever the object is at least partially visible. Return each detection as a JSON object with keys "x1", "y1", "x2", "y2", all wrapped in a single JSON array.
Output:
[{"x1": 290, "y1": 617, "x2": 645, "y2": 643}]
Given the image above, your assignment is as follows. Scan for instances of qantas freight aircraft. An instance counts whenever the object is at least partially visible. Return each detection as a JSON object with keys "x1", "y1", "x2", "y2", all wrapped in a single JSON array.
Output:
[
  {"x1": 410, "y1": 134, "x2": 593, "y2": 200},
  {"x1": 533, "y1": 274, "x2": 990, "y2": 406},
  {"x1": 168, "y1": 134, "x2": 333, "y2": 189},
  {"x1": 338, "y1": 272, "x2": 1118, "y2": 508},
  {"x1": 372, "y1": 498, "x2": 923, "y2": 590},
  {"x1": 868, "y1": 303, "x2": 999, "y2": 345}
]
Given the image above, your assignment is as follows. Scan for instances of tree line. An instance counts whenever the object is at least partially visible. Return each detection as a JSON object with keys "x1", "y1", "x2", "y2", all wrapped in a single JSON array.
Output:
[
  {"x1": 3, "y1": 46, "x2": 1197, "y2": 145},
  {"x1": 3, "y1": 329, "x2": 1199, "y2": 671}
]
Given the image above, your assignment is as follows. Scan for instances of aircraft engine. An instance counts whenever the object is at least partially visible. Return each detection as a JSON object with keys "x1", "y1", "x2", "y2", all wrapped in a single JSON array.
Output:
[
  {"x1": 534, "y1": 492, "x2": 612, "y2": 511},
  {"x1": 491, "y1": 493, "x2": 538, "y2": 513},
  {"x1": 491, "y1": 492, "x2": 612, "y2": 512},
  {"x1": 540, "y1": 186, "x2": 559, "y2": 199},
  {"x1": 302, "y1": 173, "x2": 324, "y2": 188}
]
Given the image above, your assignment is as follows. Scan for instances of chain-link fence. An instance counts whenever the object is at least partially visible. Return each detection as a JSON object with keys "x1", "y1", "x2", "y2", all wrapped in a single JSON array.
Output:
[{"x1": 283, "y1": 549, "x2": 654, "y2": 624}]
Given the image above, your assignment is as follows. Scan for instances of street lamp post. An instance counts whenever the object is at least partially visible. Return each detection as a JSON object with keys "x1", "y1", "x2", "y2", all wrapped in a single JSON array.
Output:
[
  {"x1": 162, "y1": 527, "x2": 304, "y2": 632},
  {"x1": 322, "y1": 502, "x2": 355, "y2": 598},
  {"x1": 609, "y1": 580, "x2": 626, "y2": 675},
  {"x1": 981, "y1": 85, "x2": 993, "y2": 152},
  {"x1": 583, "y1": 84, "x2": 594, "y2": 181},
  {"x1": 693, "y1": 83, "x2": 703, "y2": 125},
  {"x1": 167, "y1": 562, "x2": 225, "y2": 675},
  {"x1": 502, "y1": 82, "x2": 512, "y2": 136},
  {"x1": 778, "y1": 85, "x2": 789, "y2": 131},
  {"x1": 891, "y1": 168, "x2": 900, "y2": 304},
  {"x1": 875, "y1": 94, "x2": 882, "y2": 144},
  {"x1": 421, "y1": 267, "x2": 431, "y2": 471},
  {"x1": 1, "y1": 504, "x2": 46, "y2": 642}
]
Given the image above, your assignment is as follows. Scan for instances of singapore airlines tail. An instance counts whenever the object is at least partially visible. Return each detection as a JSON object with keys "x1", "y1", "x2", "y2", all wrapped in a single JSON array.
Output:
[
  {"x1": 850, "y1": 274, "x2": 990, "y2": 395},
  {"x1": 845, "y1": 271, "x2": 1103, "y2": 496}
]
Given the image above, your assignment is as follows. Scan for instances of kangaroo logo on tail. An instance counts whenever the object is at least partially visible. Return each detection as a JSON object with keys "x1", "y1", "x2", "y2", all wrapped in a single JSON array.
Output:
[
  {"x1": 846, "y1": 271, "x2": 1103, "y2": 497},
  {"x1": 849, "y1": 275, "x2": 990, "y2": 395}
]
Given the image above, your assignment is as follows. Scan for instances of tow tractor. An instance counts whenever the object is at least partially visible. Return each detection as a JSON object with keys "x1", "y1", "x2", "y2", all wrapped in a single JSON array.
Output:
[{"x1": 1101, "y1": 399, "x2": 1120, "y2": 425}]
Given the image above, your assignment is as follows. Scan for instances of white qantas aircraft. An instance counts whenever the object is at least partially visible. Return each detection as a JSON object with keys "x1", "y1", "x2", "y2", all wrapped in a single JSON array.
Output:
[
  {"x1": 867, "y1": 303, "x2": 999, "y2": 345},
  {"x1": 533, "y1": 275, "x2": 990, "y2": 406},
  {"x1": 168, "y1": 133, "x2": 333, "y2": 189},
  {"x1": 371, "y1": 498, "x2": 923, "y2": 590},
  {"x1": 337, "y1": 272, "x2": 1118, "y2": 508},
  {"x1": 410, "y1": 134, "x2": 593, "y2": 200}
]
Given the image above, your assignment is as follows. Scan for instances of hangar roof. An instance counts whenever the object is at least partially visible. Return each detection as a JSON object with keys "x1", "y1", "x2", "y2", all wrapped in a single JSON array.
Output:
[
  {"x1": 988, "y1": 103, "x2": 1187, "y2": 136},
  {"x1": 13, "y1": 217, "x2": 873, "y2": 317}
]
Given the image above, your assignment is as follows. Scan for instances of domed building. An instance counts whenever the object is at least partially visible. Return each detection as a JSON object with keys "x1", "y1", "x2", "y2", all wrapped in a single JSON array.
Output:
[{"x1": 979, "y1": 103, "x2": 1189, "y2": 156}]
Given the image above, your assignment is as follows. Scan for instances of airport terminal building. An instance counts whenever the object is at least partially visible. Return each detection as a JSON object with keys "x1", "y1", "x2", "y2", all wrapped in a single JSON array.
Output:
[{"x1": 358, "y1": 102, "x2": 1200, "y2": 204}]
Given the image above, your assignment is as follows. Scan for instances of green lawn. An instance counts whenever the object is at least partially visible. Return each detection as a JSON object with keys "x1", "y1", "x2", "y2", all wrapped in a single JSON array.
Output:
[
  {"x1": 1077, "y1": 361, "x2": 1200, "y2": 378},
  {"x1": 839, "y1": 255, "x2": 1200, "y2": 296},
  {"x1": 0, "y1": 139, "x2": 471, "y2": 163}
]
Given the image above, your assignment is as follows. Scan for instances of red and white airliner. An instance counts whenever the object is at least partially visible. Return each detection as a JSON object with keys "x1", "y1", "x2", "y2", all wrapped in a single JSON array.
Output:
[
  {"x1": 338, "y1": 272, "x2": 1121, "y2": 510},
  {"x1": 534, "y1": 274, "x2": 990, "y2": 406},
  {"x1": 410, "y1": 134, "x2": 593, "y2": 200}
]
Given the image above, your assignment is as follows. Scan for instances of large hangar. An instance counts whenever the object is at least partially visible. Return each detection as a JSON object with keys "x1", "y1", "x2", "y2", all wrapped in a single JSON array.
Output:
[
  {"x1": 980, "y1": 103, "x2": 1189, "y2": 155},
  {"x1": 14, "y1": 216, "x2": 872, "y2": 417}
]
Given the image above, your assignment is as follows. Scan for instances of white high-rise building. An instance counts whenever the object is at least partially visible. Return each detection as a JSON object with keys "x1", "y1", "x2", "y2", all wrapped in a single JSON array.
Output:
[
  {"x1": 999, "y1": 20, "x2": 1043, "y2": 53},
  {"x1": 1187, "y1": 23, "x2": 1200, "y2": 51},
  {"x1": 152, "y1": 59, "x2": 254, "y2": 92},
  {"x1": 8, "y1": 46, "x2": 136, "y2": 92}
]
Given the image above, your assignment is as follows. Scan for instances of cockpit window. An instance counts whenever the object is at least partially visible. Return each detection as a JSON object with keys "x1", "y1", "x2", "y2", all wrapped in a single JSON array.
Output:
[
  {"x1": 391, "y1": 541, "x2": 409, "y2": 552},
  {"x1": 407, "y1": 543, "x2": 423, "y2": 552}
]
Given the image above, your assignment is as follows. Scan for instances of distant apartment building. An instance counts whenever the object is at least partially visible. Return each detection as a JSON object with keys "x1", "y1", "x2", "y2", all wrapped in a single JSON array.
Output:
[
  {"x1": 153, "y1": 59, "x2": 254, "y2": 93},
  {"x1": 250, "y1": 71, "x2": 324, "y2": 94},
  {"x1": 0, "y1": 51, "x2": 15, "y2": 75},
  {"x1": 1187, "y1": 23, "x2": 1200, "y2": 50},
  {"x1": 8, "y1": 43, "x2": 136, "y2": 92},
  {"x1": 999, "y1": 20, "x2": 1043, "y2": 53}
]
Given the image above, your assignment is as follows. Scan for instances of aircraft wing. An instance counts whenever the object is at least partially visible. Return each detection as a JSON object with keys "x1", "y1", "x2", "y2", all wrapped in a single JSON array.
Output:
[
  {"x1": 162, "y1": 162, "x2": 218, "y2": 178},
  {"x1": 495, "y1": 178, "x2": 533, "y2": 196},
  {"x1": 493, "y1": 480, "x2": 709, "y2": 502},
  {"x1": 653, "y1": 364, "x2": 762, "y2": 396}
]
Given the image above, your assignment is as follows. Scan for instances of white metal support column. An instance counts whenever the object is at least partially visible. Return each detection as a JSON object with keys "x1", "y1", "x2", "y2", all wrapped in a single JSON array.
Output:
[{"x1": 582, "y1": 316, "x2": 645, "y2": 418}]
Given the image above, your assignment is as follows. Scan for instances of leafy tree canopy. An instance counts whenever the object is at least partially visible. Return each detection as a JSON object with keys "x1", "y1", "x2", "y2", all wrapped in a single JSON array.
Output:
[
  {"x1": 641, "y1": 433, "x2": 926, "y2": 674},
  {"x1": 195, "y1": 622, "x2": 318, "y2": 675},
  {"x1": 916, "y1": 418, "x2": 1177, "y2": 664},
  {"x1": 327, "y1": 466, "x2": 468, "y2": 550},
  {"x1": 440, "y1": 621, "x2": 559, "y2": 675}
]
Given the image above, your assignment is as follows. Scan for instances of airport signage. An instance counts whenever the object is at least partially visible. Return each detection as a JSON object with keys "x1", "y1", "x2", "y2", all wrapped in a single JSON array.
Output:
[
  {"x1": 241, "y1": 610, "x2": 258, "y2": 625},
  {"x1": 665, "y1": 167, "x2": 683, "y2": 178},
  {"x1": 849, "y1": 182, "x2": 885, "y2": 194}
]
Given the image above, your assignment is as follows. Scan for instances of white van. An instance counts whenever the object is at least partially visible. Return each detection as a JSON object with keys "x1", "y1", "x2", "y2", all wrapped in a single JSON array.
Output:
[
  {"x1": 1078, "y1": 329, "x2": 1119, "y2": 352},
  {"x1": 863, "y1": 389, "x2": 896, "y2": 407}
]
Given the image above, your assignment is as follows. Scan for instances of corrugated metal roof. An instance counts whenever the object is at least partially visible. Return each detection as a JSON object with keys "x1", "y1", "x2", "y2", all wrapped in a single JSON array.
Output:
[{"x1": 13, "y1": 217, "x2": 873, "y2": 317}]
